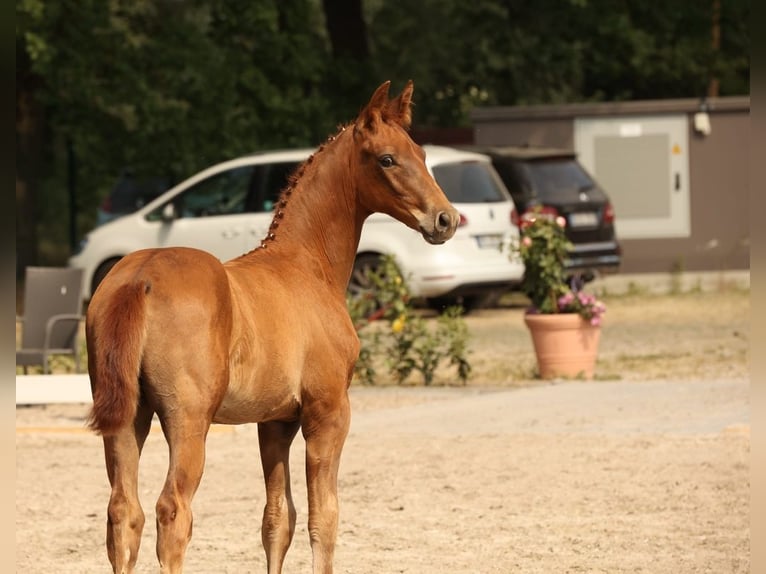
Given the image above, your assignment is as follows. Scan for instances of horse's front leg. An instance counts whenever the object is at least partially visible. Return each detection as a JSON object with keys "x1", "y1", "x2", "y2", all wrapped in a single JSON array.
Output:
[
  {"x1": 302, "y1": 392, "x2": 351, "y2": 574},
  {"x1": 258, "y1": 420, "x2": 301, "y2": 574}
]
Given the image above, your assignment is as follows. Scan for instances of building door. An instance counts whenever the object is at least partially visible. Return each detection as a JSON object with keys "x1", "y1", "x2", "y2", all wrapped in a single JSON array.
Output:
[{"x1": 574, "y1": 115, "x2": 690, "y2": 240}]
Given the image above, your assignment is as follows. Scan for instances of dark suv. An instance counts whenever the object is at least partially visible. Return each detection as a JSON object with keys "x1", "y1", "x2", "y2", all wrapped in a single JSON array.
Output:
[{"x1": 468, "y1": 146, "x2": 621, "y2": 284}]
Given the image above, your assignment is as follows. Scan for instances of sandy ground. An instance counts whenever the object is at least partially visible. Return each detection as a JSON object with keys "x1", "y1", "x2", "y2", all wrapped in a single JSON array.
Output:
[
  {"x1": 16, "y1": 290, "x2": 750, "y2": 573},
  {"x1": 16, "y1": 378, "x2": 749, "y2": 573}
]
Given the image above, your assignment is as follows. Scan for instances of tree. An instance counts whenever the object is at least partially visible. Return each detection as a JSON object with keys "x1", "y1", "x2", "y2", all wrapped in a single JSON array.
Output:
[
  {"x1": 16, "y1": 33, "x2": 43, "y2": 275},
  {"x1": 16, "y1": 0, "x2": 334, "y2": 268},
  {"x1": 321, "y1": 0, "x2": 377, "y2": 120},
  {"x1": 367, "y1": 0, "x2": 749, "y2": 123},
  {"x1": 16, "y1": 0, "x2": 749, "y2": 270}
]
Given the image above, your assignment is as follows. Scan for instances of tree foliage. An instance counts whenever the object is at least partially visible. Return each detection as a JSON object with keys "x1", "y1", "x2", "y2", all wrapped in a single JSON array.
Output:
[{"x1": 16, "y1": 0, "x2": 749, "y2": 270}]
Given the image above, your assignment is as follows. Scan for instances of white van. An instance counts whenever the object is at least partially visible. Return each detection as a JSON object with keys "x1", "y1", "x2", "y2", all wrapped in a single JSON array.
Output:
[{"x1": 69, "y1": 145, "x2": 524, "y2": 310}]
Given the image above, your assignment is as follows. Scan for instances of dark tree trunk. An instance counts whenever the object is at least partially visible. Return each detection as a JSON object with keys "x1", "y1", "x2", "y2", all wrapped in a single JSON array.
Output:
[
  {"x1": 322, "y1": 0, "x2": 369, "y2": 59},
  {"x1": 16, "y1": 41, "x2": 43, "y2": 278},
  {"x1": 707, "y1": 0, "x2": 721, "y2": 97},
  {"x1": 320, "y1": 0, "x2": 374, "y2": 120}
]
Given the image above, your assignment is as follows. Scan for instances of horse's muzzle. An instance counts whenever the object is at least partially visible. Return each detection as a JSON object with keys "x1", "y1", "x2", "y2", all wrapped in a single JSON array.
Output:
[{"x1": 421, "y1": 208, "x2": 460, "y2": 244}]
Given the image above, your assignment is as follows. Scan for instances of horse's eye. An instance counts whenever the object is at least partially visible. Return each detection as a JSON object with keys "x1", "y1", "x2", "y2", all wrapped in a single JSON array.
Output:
[{"x1": 378, "y1": 155, "x2": 395, "y2": 168}]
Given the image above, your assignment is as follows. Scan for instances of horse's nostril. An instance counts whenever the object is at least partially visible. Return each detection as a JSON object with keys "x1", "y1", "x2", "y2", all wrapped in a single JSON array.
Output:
[{"x1": 436, "y1": 211, "x2": 452, "y2": 232}]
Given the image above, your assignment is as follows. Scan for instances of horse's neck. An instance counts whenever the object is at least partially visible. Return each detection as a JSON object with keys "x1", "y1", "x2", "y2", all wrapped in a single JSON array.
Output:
[{"x1": 242, "y1": 131, "x2": 364, "y2": 293}]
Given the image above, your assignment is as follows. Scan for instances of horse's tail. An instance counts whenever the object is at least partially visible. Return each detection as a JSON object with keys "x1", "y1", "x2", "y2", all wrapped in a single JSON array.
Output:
[{"x1": 86, "y1": 282, "x2": 147, "y2": 436}]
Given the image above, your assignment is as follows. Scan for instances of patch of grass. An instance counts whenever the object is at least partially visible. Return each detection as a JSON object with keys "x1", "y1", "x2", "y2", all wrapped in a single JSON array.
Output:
[
  {"x1": 592, "y1": 371, "x2": 623, "y2": 381},
  {"x1": 616, "y1": 351, "x2": 692, "y2": 363},
  {"x1": 496, "y1": 290, "x2": 531, "y2": 309},
  {"x1": 625, "y1": 281, "x2": 651, "y2": 297}
]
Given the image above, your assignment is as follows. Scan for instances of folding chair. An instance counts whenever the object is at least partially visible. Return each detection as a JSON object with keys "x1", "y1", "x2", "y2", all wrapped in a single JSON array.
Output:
[{"x1": 16, "y1": 267, "x2": 84, "y2": 374}]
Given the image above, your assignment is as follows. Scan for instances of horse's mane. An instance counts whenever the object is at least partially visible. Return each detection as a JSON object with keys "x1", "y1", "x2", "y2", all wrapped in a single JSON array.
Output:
[{"x1": 237, "y1": 123, "x2": 351, "y2": 258}]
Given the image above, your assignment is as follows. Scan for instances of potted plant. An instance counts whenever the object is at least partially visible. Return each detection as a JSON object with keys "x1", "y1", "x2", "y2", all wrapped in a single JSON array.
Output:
[{"x1": 519, "y1": 211, "x2": 606, "y2": 379}]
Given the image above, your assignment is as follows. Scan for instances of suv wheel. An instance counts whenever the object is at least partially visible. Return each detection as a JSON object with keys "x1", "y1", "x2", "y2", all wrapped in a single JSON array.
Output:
[
  {"x1": 348, "y1": 253, "x2": 383, "y2": 299},
  {"x1": 567, "y1": 271, "x2": 596, "y2": 291}
]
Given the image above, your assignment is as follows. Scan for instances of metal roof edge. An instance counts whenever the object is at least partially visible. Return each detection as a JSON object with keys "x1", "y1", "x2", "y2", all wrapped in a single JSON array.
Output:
[{"x1": 470, "y1": 96, "x2": 750, "y2": 122}]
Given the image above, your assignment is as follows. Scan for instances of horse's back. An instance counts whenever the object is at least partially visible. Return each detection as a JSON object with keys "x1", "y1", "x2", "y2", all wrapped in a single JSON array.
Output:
[
  {"x1": 95, "y1": 246, "x2": 227, "y2": 298},
  {"x1": 90, "y1": 247, "x2": 231, "y2": 332}
]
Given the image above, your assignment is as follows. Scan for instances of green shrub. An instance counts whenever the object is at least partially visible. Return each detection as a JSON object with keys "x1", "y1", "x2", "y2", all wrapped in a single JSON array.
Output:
[{"x1": 347, "y1": 255, "x2": 472, "y2": 386}]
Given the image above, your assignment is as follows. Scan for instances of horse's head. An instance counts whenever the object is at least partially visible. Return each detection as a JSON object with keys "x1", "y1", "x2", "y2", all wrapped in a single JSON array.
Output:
[{"x1": 351, "y1": 81, "x2": 459, "y2": 245}]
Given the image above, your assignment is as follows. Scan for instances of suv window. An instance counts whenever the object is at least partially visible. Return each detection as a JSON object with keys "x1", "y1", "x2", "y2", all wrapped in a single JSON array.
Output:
[
  {"x1": 520, "y1": 159, "x2": 595, "y2": 202},
  {"x1": 431, "y1": 162, "x2": 506, "y2": 203}
]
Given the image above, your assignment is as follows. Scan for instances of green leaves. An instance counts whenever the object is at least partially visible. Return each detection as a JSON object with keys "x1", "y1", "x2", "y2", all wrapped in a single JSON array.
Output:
[
  {"x1": 347, "y1": 255, "x2": 472, "y2": 386},
  {"x1": 519, "y1": 213, "x2": 572, "y2": 314},
  {"x1": 16, "y1": 0, "x2": 749, "y2": 268}
]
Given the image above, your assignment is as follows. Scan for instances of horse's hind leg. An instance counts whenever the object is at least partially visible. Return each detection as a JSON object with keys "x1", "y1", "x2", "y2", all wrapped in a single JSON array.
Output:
[
  {"x1": 258, "y1": 420, "x2": 300, "y2": 574},
  {"x1": 154, "y1": 410, "x2": 212, "y2": 573},
  {"x1": 103, "y1": 403, "x2": 154, "y2": 573}
]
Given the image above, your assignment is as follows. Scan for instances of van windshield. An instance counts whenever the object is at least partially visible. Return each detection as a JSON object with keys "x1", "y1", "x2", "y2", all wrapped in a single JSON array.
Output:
[{"x1": 431, "y1": 162, "x2": 507, "y2": 204}]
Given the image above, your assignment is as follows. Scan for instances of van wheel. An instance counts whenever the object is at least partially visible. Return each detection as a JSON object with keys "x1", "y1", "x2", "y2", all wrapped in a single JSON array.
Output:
[
  {"x1": 91, "y1": 257, "x2": 122, "y2": 296},
  {"x1": 427, "y1": 293, "x2": 495, "y2": 314}
]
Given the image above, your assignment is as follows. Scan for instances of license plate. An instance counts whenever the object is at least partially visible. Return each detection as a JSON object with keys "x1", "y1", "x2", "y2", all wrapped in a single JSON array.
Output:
[
  {"x1": 475, "y1": 234, "x2": 503, "y2": 249},
  {"x1": 569, "y1": 212, "x2": 598, "y2": 228}
]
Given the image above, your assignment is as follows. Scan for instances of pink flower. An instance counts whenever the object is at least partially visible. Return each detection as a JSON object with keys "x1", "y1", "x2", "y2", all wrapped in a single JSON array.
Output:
[
  {"x1": 555, "y1": 216, "x2": 567, "y2": 228},
  {"x1": 558, "y1": 292, "x2": 575, "y2": 307},
  {"x1": 577, "y1": 292, "x2": 595, "y2": 305}
]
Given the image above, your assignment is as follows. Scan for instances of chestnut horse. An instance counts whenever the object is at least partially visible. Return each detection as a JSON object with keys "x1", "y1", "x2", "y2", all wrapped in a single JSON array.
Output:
[{"x1": 85, "y1": 80, "x2": 459, "y2": 574}]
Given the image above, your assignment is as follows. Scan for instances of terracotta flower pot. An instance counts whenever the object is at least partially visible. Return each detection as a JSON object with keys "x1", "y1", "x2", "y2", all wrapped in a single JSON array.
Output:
[{"x1": 524, "y1": 313, "x2": 601, "y2": 379}]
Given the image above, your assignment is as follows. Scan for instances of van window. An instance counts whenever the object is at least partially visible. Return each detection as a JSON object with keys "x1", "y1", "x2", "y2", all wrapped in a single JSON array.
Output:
[
  {"x1": 177, "y1": 166, "x2": 254, "y2": 218},
  {"x1": 252, "y1": 162, "x2": 301, "y2": 212},
  {"x1": 431, "y1": 162, "x2": 507, "y2": 203},
  {"x1": 147, "y1": 166, "x2": 255, "y2": 221}
]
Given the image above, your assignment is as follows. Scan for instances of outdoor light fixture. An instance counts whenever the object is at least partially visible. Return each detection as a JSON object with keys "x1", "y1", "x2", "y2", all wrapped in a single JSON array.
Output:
[{"x1": 693, "y1": 100, "x2": 712, "y2": 136}]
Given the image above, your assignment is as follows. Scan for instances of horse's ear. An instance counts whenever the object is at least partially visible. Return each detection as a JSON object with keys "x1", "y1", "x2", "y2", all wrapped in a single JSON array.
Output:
[
  {"x1": 367, "y1": 80, "x2": 392, "y2": 110},
  {"x1": 387, "y1": 80, "x2": 414, "y2": 129},
  {"x1": 356, "y1": 81, "x2": 391, "y2": 134}
]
